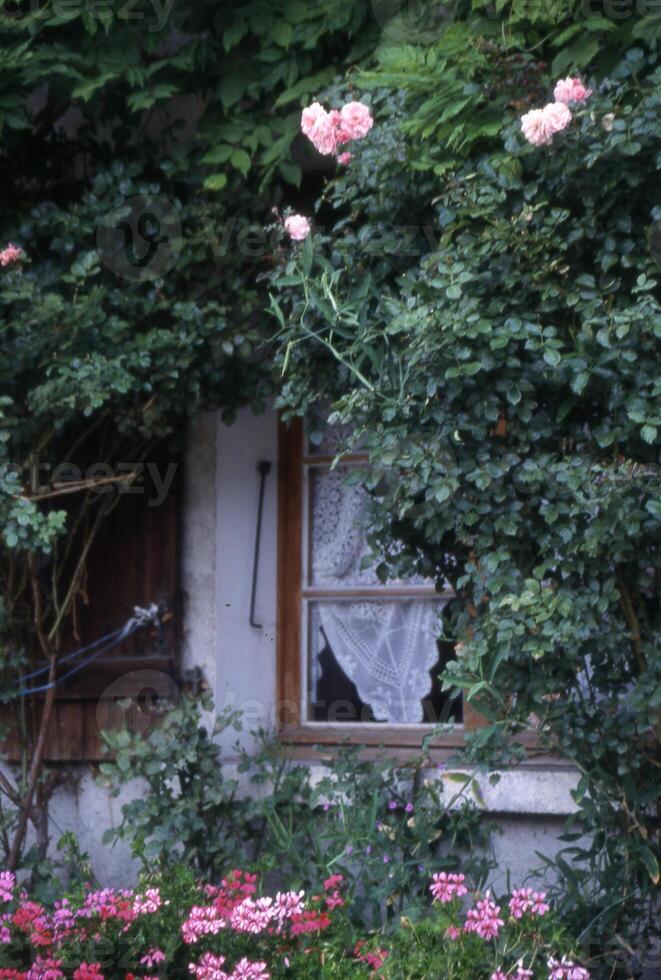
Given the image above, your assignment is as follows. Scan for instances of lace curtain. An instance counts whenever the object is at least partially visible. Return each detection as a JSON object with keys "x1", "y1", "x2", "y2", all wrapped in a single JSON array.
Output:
[{"x1": 310, "y1": 468, "x2": 448, "y2": 723}]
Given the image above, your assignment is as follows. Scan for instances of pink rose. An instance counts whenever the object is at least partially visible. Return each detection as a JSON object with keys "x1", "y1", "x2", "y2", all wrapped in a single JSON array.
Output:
[
  {"x1": 300, "y1": 102, "x2": 338, "y2": 155},
  {"x1": 301, "y1": 102, "x2": 326, "y2": 138},
  {"x1": 520, "y1": 107, "x2": 549, "y2": 146},
  {"x1": 542, "y1": 100, "x2": 572, "y2": 135},
  {"x1": 0, "y1": 243, "x2": 23, "y2": 266},
  {"x1": 329, "y1": 109, "x2": 351, "y2": 146},
  {"x1": 284, "y1": 214, "x2": 311, "y2": 242},
  {"x1": 521, "y1": 102, "x2": 572, "y2": 146},
  {"x1": 339, "y1": 101, "x2": 373, "y2": 140},
  {"x1": 553, "y1": 76, "x2": 592, "y2": 104},
  {"x1": 337, "y1": 151, "x2": 352, "y2": 165}
]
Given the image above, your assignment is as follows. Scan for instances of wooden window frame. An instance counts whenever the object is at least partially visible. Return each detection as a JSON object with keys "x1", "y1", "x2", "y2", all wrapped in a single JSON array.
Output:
[{"x1": 276, "y1": 418, "x2": 486, "y2": 754}]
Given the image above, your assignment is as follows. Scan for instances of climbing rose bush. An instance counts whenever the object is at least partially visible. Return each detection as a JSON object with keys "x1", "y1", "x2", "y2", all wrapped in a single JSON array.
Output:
[
  {"x1": 520, "y1": 75, "x2": 591, "y2": 146},
  {"x1": 269, "y1": 55, "x2": 660, "y2": 968},
  {"x1": 0, "y1": 867, "x2": 592, "y2": 979},
  {"x1": 300, "y1": 98, "x2": 373, "y2": 159}
]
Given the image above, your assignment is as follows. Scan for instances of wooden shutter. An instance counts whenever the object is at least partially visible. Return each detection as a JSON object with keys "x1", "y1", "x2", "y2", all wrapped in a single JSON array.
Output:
[{"x1": 3, "y1": 463, "x2": 179, "y2": 763}]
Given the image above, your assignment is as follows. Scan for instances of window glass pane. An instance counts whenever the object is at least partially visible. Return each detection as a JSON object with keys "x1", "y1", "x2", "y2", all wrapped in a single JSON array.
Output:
[
  {"x1": 308, "y1": 466, "x2": 431, "y2": 589},
  {"x1": 307, "y1": 424, "x2": 363, "y2": 456},
  {"x1": 306, "y1": 599, "x2": 461, "y2": 725}
]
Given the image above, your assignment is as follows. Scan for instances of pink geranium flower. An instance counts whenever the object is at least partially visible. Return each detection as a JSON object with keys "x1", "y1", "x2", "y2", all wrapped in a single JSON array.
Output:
[
  {"x1": 73, "y1": 964, "x2": 104, "y2": 980},
  {"x1": 132, "y1": 887, "x2": 162, "y2": 915},
  {"x1": 548, "y1": 957, "x2": 591, "y2": 979},
  {"x1": 553, "y1": 76, "x2": 592, "y2": 104},
  {"x1": 0, "y1": 872, "x2": 15, "y2": 903},
  {"x1": 464, "y1": 895, "x2": 505, "y2": 940},
  {"x1": 339, "y1": 101, "x2": 373, "y2": 140},
  {"x1": 337, "y1": 151, "x2": 352, "y2": 165},
  {"x1": 284, "y1": 214, "x2": 311, "y2": 242},
  {"x1": 140, "y1": 948, "x2": 165, "y2": 969},
  {"x1": 509, "y1": 886, "x2": 552, "y2": 919},
  {"x1": 430, "y1": 871, "x2": 468, "y2": 903},
  {"x1": 188, "y1": 951, "x2": 228, "y2": 980},
  {"x1": 231, "y1": 959, "x2": 270, "y2": 980}
]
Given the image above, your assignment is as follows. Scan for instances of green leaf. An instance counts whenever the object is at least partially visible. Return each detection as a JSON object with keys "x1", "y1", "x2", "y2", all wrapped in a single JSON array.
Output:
[
  {"x1": 230, "y1": 149, "x2": 251, "y2": 176},
  {"x1": 639, "y1": 845, "x2": 660, "y2": 884},
  {"x1": 217, "y1": 73, "x2": 245, "y2": 111},
  {"x1": 570, "y1": 371, "x2": 589, "y2": 395},
  {"x1": 272, "y1": 20, "x2": 294, "y2": 47},
  {"x1": 203, "y1": 173, "x2": 228, "y2": 191}
]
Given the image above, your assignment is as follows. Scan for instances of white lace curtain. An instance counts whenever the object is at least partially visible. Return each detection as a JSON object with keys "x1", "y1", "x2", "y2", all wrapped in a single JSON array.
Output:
[{"x1": 310, "y1": 468, "x2": 447, "y2": 723}]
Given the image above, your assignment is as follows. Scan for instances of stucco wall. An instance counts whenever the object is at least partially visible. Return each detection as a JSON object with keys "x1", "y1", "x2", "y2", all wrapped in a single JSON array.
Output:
[{"x1": 12, "y1": 407, "x2": 580, "y2": 888}]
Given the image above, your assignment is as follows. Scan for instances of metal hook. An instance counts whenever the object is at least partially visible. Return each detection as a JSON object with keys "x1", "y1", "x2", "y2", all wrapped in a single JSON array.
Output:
[{"x1": 249, "y1": 460, "x2": 272, "y2": 628}]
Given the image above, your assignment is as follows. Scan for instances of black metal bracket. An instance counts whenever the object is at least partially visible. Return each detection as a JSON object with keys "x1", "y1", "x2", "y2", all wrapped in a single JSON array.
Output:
[{"x1": 249, "y1": 460, "x2": 272, "y2": 628}]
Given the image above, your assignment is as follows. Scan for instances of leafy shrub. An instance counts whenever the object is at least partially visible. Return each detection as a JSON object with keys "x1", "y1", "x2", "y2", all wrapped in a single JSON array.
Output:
[
  {"x1": 269, "y1": 44, "x2": 660, "y2": 972},
  {"x1": 100, "y1": 694, "x2": 492, "y2": 928}
]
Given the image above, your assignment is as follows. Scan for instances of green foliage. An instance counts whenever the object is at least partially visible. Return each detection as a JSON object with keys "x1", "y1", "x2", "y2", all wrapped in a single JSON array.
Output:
[
  {"x1": 0, "y1": 0, "x2": 377, "y2": 188},
  {"x1": 358, "y1": 0, "x2": 658, "y2": 174},
  {"x1": 380, "y1": 897, "x2": 582, "y2": 979},
  {"x1": 0, "y1": 0, "x2": 380, "y2": 873},
  {"x1": 100, "y1": 694, "x2": 493, "y2": 929},
  {"x1": 269, "y1": 34, "x2": 660, "y2": 974}
]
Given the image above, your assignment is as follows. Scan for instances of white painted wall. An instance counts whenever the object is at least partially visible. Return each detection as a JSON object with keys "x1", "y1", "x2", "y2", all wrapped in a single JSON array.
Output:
[
  {"x1": 13, "y1": 406, "x2": 581, "y2": 890},
  {"x1": 213, "y1": 406, "x2": 279, "y2": 755}
]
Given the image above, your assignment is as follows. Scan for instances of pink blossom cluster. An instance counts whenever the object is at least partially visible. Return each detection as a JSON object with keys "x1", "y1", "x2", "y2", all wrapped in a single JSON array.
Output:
[
  {"x1": 300, "y1": 99, "x2": 373, "y2": 161},
  {"x1": 188, "y1": 953, "x2": 269, "y2": 980},
  {"x1": 509, "y1": 887, "x2": 550, "y2": 919},
  {"x1": 553, "y1": 77, "x2": 592, "y2": 104},
  {"x1": 464, "y1": 895, "x2": 505, "y2": 940},
  {"x1": 548, "y1": 957, "x2": 591, "y2": 979},
  {"x1": 284, "y1": 98, "x2": 374, "y2": 241},
  {"x1": 132, "y1": 888, "x2": 163, "y2": 916},
  {"x1": 427, "y1": 872, "x2": 591, "y2": 978},
  {"x1": 354, "y1": 938, "x2": 389, "y2": 972},
  {"x1": 0, "y1": 874, "x2": 15, "y2": 904},
  {"x1": 520, "y1": 76, "x2": 591, "y2": 147},
  {"x1": 429, "y1": 871, "x2": 468, "y2": 904},
  {"x1": 181, "y1": 869, "x2": 341, "y2": 945},
  {"x1": 492, "y1": 964, "x2": 533, "y2": 980},
  {"x1": 0, "y1": 244, "x2": 23, "y2": 267}
]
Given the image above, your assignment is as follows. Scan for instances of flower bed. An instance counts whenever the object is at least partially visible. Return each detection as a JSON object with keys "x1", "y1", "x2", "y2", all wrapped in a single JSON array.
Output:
[{"x1": 0, "y1": 867, "x2": 592, "y2": 979}]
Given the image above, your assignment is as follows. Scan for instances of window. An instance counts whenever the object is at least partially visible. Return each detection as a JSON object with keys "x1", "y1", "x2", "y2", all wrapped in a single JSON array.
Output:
[{"x1": 277, "y1": 420, "x2": 483, "y2": 749}]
